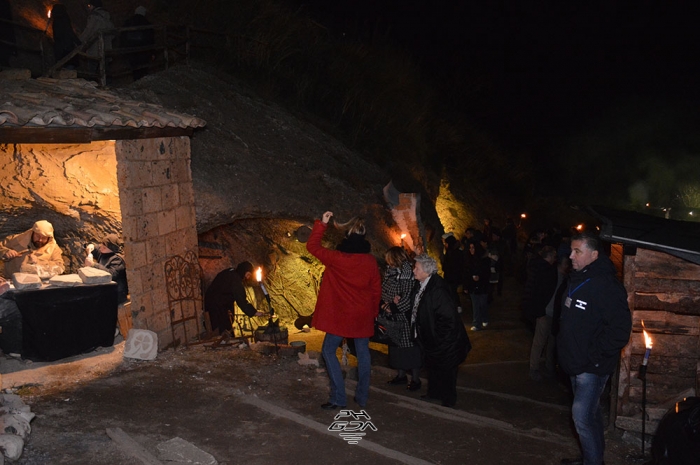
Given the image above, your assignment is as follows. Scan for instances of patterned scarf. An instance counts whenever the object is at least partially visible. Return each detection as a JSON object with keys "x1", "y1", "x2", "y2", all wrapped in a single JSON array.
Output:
[{"x1": 411, "y1": 275, "x2": 431, "y2": 337}]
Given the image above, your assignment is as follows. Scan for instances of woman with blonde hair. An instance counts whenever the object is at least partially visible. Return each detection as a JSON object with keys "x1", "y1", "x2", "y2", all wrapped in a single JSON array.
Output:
[
  {"x1": 307, "y1": 211, "x2": 381, "y2": 410},
  {"x1": 381, "y1": 246, "x2": 421, "y2": 390}
]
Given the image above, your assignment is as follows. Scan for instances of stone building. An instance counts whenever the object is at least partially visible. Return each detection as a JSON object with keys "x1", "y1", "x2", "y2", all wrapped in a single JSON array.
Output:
[{"x1": 0, "y1": 72, "x2": 206, "y2": 349}]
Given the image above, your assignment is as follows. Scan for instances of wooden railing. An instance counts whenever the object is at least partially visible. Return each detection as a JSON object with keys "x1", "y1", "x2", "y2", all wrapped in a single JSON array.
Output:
[{"x1": 4, "y1": 20, "x2": 269, "y2": 87}]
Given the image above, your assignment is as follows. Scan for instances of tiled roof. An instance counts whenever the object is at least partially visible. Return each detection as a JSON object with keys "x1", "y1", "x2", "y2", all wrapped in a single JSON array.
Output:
[{"x1": 0, "y1": 77, "x2": 206, "y2": 130}]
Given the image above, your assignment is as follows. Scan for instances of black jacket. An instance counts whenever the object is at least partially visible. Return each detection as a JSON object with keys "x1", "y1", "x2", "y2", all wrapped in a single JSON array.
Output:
[
  {"x1": 557, "y1": 254, "x2": 631, "y2": 376},
  {"x1": 93, "y1": 251, "x2": 128, "y2": 304},
  {"x1": 521, "y1": 255, "x2": 557, "y2": 323},
  {"x1": 414, "y1": 274, "x2": 471, "y2": 370}
]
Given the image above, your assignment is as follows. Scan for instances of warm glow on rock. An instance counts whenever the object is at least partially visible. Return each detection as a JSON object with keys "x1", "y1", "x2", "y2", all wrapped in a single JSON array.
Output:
[{"x1": 435, "y1": 178, "x2": 475, "y2": 238}]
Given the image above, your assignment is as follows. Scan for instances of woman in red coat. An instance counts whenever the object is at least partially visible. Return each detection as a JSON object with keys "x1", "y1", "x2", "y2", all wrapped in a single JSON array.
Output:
[{"x1": 307, "y1": 211, "x2": 381, "y2": 410}]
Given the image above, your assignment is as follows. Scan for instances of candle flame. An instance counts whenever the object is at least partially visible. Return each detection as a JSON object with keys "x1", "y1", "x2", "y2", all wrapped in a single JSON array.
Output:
[
  {"x1": 48, "y1": 9, "x2": 51, "y2": 19},
  {"x1": 576, "y1": 224, "x2": 584, "y2": 231},
  {"x1": 520, "y1": 213, "x2": 527, "y2": 218},
  {"x1": 643, "y1": 329, "x2": 652, "y2": 349},
  {"x1": 255, "y1": 267, "x2": 262, "y2": 282},
  {"x1": 400, "y1": 233, "x2": 406, "y2": 239}
]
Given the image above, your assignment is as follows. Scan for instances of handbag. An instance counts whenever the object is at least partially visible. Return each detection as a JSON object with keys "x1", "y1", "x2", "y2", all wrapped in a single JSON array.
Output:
[{"x1": 370, "y1": 317, "x2": 393, "y2": 345}]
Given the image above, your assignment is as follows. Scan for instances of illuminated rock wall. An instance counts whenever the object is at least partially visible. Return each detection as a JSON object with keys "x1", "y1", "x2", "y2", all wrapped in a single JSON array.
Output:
[{"x1": 0, "y1": 141, "x2": 123, "y2": 273}]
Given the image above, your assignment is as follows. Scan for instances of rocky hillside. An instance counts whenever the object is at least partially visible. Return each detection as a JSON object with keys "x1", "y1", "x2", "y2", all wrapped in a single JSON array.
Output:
[{"x1": 122, "y1": 64, "x2": 392, "y2": 235}]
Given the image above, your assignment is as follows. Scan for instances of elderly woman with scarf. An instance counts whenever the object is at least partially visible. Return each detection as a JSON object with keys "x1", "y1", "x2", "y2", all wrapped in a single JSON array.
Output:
[
  {"x1": 411, "y1": 254, "x2": 471, "y2": 407},
  {"x1": 307, "y1": 211, "x2": 381, "y2": 410},
  {"x1": 381, "y1": 246, "x2": 421, "y2": 390}
]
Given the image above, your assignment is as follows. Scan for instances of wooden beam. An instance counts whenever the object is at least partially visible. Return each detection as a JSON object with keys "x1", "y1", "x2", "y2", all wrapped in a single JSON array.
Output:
[{"x1": 0, "y1": 127, "x2": 195, "y2": 143}]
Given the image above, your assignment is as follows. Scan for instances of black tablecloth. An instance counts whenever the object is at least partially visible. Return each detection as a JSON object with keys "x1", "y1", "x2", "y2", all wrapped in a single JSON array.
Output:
[{"x1": 14, "y1": 282, "x2": 118, "y2": 362}]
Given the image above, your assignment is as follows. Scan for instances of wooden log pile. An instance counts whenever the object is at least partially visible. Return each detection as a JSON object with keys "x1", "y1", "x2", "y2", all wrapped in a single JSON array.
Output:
[{"x1": 616, "y1": 248, "x2": 700, "y2": 435}]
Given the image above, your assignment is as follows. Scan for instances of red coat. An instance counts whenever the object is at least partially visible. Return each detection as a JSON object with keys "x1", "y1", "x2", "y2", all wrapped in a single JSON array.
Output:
[{"x1": 306, "y1": 220, "x2": 381, "y2": 338}]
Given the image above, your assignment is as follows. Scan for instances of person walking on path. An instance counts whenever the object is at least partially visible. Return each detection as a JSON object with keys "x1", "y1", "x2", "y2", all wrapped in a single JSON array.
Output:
[
  {"x1": 523, "y1": 245, "x2": 558, "y2": 381},
  {"x1": 307, "y1": 211, "x2": 381, "y2": 410},
  {"x1": 557, "y1": 232, "x2": 632, "y2": 465}
]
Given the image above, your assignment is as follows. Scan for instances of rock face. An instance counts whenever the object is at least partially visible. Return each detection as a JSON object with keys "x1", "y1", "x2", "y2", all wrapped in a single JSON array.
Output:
[{"x1": 123, "y1": 65, "x2": 390, "y2": 235}]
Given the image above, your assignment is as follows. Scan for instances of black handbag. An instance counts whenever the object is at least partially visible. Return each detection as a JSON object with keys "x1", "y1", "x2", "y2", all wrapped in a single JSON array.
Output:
[{"x1": 370, "y1": 318, "x2": 393, "y2": 345}]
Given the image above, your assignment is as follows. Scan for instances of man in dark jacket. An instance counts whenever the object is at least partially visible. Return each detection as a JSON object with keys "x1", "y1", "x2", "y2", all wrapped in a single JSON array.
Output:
[
  {"x1": 558, "y1": 232, "x2": 631, "y2": 465},
  {"x1": 523, "y1": 245, "x2": 558, "y2": 380},
  {"x1": 204, "y1": 262, "x2": 264, "y2": 335}
]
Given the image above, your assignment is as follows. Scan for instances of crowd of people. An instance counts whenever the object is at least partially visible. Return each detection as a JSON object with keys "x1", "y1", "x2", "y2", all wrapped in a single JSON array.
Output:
[{"x1": 298, "y1": 212, "x2": 630, "y2": 465}]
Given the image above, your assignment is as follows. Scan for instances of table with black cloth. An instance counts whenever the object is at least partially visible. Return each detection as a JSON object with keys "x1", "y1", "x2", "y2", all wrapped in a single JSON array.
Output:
[{"x1": 13, "y1": 282, "x2": 118, "y2": 362}]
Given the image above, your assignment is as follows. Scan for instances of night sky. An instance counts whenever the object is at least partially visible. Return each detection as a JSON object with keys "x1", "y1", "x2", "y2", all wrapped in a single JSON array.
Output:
[{"x1": 297, "y1": 1, "x2": 700, "y2": 211}]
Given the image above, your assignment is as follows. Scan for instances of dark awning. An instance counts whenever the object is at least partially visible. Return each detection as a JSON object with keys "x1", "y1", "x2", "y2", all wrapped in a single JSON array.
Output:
[{"x1": 587, "y1": 206, "x2": 700, "y2": 265}]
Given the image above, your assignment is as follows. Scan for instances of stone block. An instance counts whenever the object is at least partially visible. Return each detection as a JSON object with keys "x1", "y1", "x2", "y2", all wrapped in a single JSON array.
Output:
[
  {"x1": 11, "y1": 273, "x2": 41, "y2": 290},
  {"x1": 158, "y1": 209, "x2": 177, "y2": 236},
  {"x1": 141, "y1": 186, "x2": 162, "y2": 214},
  {"x1": 146, "y1": 236, "x2": 166, "y2": 264},
  {"x1": 160, "y1": 183, "x2": 179, "y2": 210},
  {"x1": 49, "y1": 274, "x2": 84, "y2": 287},
  {"x1": 156, "y1": 437, "x2": 217, "y2": 465},
  {"x1": 151, "y1": 160, "x2": 172, "y2": 185},
  {"x1": 123, "y1": 329, "x2": 158, "y2": 360},
  {"x1": 124, "y1": 241, "x2": 147, "y2": 269},
  {"x1": 176, "y1": 204, "x2": 196, "y2": 230},
  {"x1": 178, "y1": 182, "x2": 195, "y2": 206},
  {"x1": 78, "y1": 267, "x2": 112, "y2": 284},
  {"x1": 0, "y1": 433, "x2": 24, "y2": 461}
]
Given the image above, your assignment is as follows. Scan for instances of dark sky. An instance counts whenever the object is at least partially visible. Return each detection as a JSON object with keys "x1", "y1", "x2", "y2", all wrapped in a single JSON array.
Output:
[{"x1": 296, "y1": 1, "x2": 700, "y2": 208}]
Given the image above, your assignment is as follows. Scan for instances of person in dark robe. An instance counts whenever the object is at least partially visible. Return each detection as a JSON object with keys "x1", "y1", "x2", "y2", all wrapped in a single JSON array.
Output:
[
  {"x1": 120, "y1": 6, "x2": 155, "y2": 80},
  {"x1": 51, "y1": 3, "x2": 81, "y2": 69},
  {"x1": 204, "y1": 261, "x2": 264, "y2": 335},
  {"x1": 0, "y1": 0, "x2": 16, "y2": 67},
  {"x1": 84, "y1": 234, "x2": 128, "y2": 304}
]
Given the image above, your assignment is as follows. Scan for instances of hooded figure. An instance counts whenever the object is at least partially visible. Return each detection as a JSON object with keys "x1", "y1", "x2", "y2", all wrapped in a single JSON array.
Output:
[
  {"x1": 0, "y1": 220, "x2": 65, "y2": 278},
  {"x1": 80, "y1": 0, "x2": 114, "y2": 59},
  {"x1": 86, "y1": 233, "x2": 129, "y2": 304}
]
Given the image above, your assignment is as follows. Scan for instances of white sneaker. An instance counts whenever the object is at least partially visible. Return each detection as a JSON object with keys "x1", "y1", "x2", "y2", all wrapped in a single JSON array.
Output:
[
  {"x1": 457, "y1": 307, "x2": 463, "y2": 314},
  {"x1": 482, "y1": 322, "x2": 489, "y2": 328},
  {"x1": 470, "y1": 326, "x2": 481, "y2": 331}
]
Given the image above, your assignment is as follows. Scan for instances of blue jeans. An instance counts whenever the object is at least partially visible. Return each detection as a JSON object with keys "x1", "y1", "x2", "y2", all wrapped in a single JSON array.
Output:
[
  {"x1": 321, "y1": 333, "x2": 370, "y2": 407},
  {"x1": 570, "y1": 372, "x2": 609, "y2": 465},
  {"x1": 471, "y1": 293, "x2": 488, "y2": 326}
]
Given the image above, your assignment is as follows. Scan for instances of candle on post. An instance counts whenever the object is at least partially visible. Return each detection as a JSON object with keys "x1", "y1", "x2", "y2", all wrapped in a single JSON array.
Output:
[
  {"x1": 642, "y1": 329, "x2": 652, "y2": 366},
  {"x1": 400, "y1": 233, "x2": 406, "y2": 248},
  {"x1": 255, "y1": 267, "x2": 271, "y2": 307}
]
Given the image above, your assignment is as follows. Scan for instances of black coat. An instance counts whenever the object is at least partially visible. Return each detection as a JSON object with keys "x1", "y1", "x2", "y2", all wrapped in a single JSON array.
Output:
[
  {"x1": 93, "y1": 251, "x2": 128, "y2": 304},
  {"x1": 521, "y1": 255, "x2": 557, "y2": 323},
  {"x1": 414, "y1": 274, "x2": 471, "y2": 370}
]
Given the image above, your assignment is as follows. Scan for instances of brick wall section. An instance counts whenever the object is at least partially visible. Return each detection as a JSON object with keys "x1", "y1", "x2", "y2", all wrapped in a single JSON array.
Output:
[{"x1": 115, "y1": 137, "x2": 200, "y2": 349}]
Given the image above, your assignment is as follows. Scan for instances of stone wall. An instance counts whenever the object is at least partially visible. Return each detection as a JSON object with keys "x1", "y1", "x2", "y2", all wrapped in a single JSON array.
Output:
[{"x1": 115, "y1": 137, "x2": 200, "y2": 349}]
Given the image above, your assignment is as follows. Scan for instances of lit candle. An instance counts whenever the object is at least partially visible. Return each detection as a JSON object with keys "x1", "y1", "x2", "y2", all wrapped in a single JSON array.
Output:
[
  {"x1": 641, "y1": 327, "x2": 652, "y2": 366},
  {"x1": 255, "y1": 267, "x2": 268, "y2": 296},
  {"x1": 400, "y1": 233, "x2": 406, "y2": 247}
]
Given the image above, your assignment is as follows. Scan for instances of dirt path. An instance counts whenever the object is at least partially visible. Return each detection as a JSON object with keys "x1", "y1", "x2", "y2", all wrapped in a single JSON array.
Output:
[{"x1": 3, "y1": 277, "x2": 644, "y2": 464}]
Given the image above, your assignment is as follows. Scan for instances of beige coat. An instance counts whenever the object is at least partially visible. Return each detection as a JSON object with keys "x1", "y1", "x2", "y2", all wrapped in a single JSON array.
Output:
[{"x1": 0, "y1": 221, "x2": 65, "y2": 278}]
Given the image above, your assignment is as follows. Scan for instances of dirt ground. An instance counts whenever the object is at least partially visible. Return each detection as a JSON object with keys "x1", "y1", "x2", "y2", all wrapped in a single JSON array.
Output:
[{"x1": 1, "y1": 276, "x2": 648, "y2": 465}]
